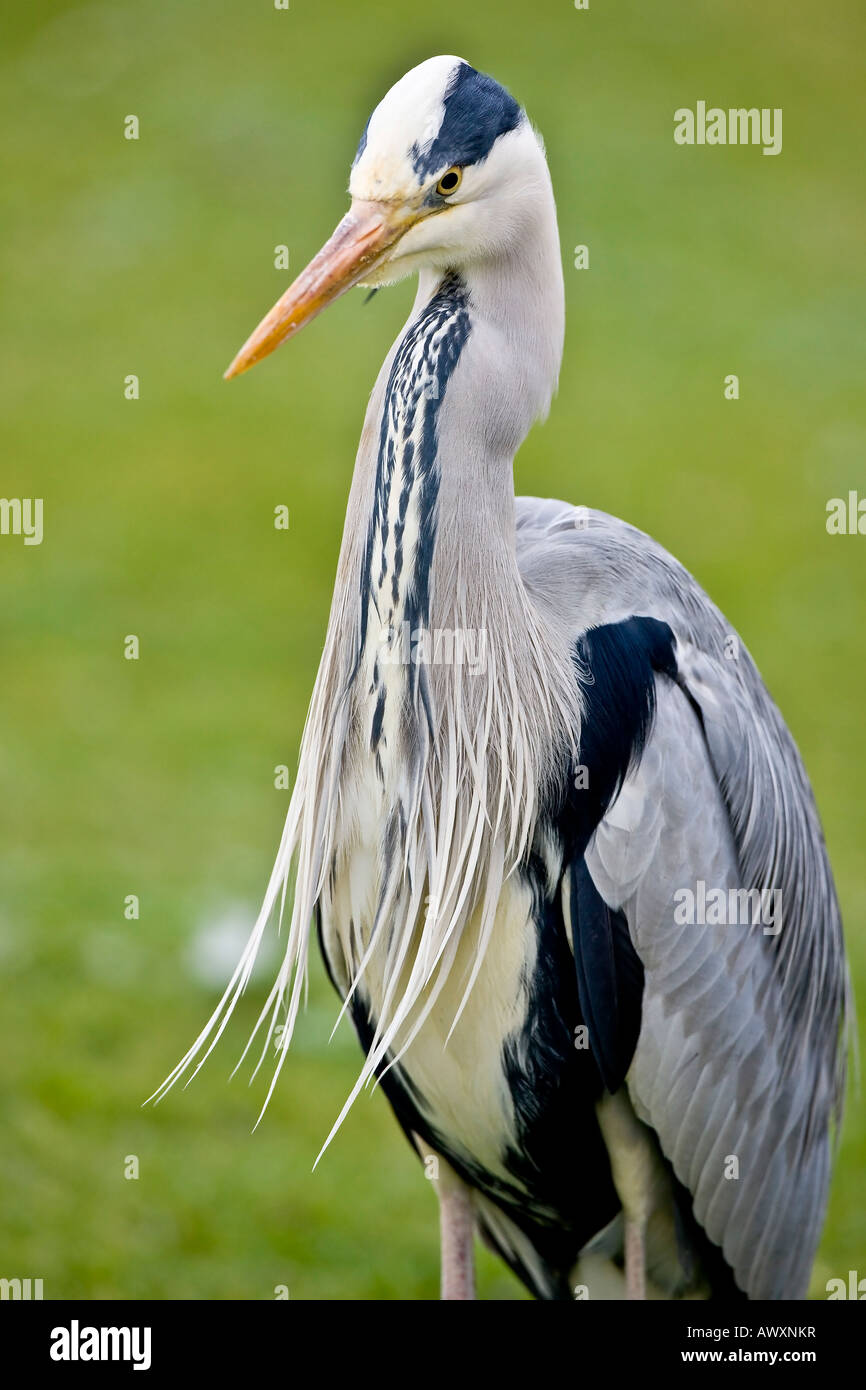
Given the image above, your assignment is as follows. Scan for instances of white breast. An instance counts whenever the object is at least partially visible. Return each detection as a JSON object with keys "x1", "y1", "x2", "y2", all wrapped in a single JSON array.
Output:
[{"x1": 319, "y1": 758, "x2": 536, "y2": 1181}]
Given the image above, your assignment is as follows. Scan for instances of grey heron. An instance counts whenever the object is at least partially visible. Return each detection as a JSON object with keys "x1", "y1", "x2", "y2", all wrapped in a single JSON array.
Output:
[{"x1": 155, "y1": 56, "x2": 848, "y2": 1301}]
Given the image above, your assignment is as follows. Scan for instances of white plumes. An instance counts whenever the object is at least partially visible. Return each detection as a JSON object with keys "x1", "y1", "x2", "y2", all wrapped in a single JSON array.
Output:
[
  {"x1": 314, "y1": 560, "x2": 584, "y2": 1160},
  {"x1": 149, "y1": 533, "x2": 584, "y2": 1154}
]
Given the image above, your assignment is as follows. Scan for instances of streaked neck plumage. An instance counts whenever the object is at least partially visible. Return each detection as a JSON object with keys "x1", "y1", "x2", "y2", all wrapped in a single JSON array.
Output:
[
  {"x1": 224, "y1": 159, "x2": 581, "y2": 1126},
  {"x1": 152, "y1": 120, "x2": 583, "y2": 1132},
  {"x1": 352, "y1": 166, "x2": 567, "y2": 714},
  {"x1": 294, "y1": 182, "x2": 580, "y2": 1118}
]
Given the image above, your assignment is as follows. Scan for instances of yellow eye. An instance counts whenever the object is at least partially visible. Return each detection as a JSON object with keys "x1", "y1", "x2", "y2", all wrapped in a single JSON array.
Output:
[{"x1": 436, "y1": 166, "x2": 463, "y2": 196}]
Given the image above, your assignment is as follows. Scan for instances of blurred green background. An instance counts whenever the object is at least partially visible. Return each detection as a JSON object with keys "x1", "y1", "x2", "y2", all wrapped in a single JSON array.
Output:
[{"x1": 0, "y1": 0, "x2": 863, "y2": 1300}]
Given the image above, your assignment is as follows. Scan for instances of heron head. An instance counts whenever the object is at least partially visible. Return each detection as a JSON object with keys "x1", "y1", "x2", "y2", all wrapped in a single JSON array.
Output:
[{"x1": 225, "y1": 56, "x2": 544, "y2": 378}]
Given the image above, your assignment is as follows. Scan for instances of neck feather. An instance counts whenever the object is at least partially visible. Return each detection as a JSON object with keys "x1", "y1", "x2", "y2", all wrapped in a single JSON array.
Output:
[{"x1": 154, "y1": 154, "x2": 579, "y2": 1140}]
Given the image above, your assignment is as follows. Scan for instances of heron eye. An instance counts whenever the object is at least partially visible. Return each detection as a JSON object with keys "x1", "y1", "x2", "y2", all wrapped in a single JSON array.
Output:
[{"x1": 436, "y1": 166, "x2": 462, "y2": 196}]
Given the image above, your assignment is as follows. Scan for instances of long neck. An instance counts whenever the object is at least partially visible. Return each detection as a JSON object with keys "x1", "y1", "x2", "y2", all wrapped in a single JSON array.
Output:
[
  {"x1": 355, "y1": 188, "x2": 565, "y2": 673},
  {"x1": 286, "y1": 185, "x2": 577, "y2": 1039},
  {"x1": 205, "y1": 182, "x2": 573, "y2": 1101}
]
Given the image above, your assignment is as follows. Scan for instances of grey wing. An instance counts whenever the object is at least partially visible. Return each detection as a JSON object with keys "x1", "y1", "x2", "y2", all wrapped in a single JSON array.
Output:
[{"x1": 516, "y1": 496, "x2": 848, "y2": 1299}]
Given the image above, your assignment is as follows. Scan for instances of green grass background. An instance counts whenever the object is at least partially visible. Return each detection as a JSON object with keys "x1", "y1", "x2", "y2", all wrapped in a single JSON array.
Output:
[{"x1": 0, "y1": 0, "x2": 863, "y2": 1300}]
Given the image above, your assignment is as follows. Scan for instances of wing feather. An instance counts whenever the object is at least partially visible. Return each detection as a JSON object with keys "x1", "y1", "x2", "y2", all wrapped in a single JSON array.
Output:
[{"x1": 518, "y1": 498, "x2": 848, "y2": 1298}]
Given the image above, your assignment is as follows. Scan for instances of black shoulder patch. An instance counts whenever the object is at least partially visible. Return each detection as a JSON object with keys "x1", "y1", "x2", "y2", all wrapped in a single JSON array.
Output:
[
  {"x1": 550, "y1": 616, "x2": 676, "y2": 1092},
  {"x1": 411, "y1": 62, "x2": 522, "y2": 179},
  {"x1": 561, "y1": 615, "x2": 678, "y2": 858}
]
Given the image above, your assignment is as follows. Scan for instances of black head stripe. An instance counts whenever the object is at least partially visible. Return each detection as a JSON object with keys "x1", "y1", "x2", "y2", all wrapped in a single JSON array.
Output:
[{"x1": 411, "y1": 62, "x2": 522, "y2": 180}]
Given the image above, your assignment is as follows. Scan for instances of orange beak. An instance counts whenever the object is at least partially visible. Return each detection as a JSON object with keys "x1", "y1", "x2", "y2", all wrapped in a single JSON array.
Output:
[{"x1": 223, "y1": 201, "x2": 410, "y2": 380}]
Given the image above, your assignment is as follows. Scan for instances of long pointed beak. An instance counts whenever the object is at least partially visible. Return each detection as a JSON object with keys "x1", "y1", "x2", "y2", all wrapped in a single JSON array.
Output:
[{"x1": 223, "y1": 201, "x2": 410, "y2": 380}]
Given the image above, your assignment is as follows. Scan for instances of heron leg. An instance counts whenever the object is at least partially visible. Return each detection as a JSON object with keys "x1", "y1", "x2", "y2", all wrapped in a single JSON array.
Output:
[
  {"x1": 413, "y1": 1135, "x2": 476, "y2": 1300},
  {"x1": 438, "y1": 1169, "x2": 476, "y2": 1301},
  {"x1": 597, "y1": 1092, "x2": 663, "y2": 1302},
  {"x1": 624, "y1": 1218, "x2": 646, "y2": 1300}
]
